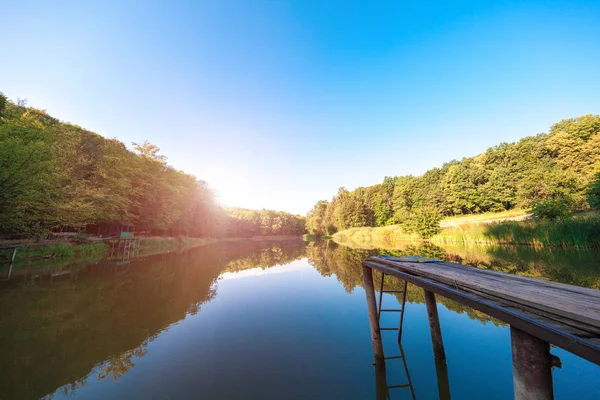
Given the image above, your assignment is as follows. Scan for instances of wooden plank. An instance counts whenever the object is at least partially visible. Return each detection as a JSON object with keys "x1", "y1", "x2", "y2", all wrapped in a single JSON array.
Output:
[
  {"x1": 370, "y1": 257, "x2": 600, "y2": 330},
  {"x1": 363, "y1": 260, "x2": 600, "y2": 366},
  {"x1": 501, "y1": 305, "x2": 598, "y2": 339},
  {"x1": 378, "y1": 255, "x2": 600, "y2": 297},
  {"x1": 404, "y1": 265, "x2": 600, "y2": 337},
  {"x1": 424, "y1": 259, "x2": 600, "y2": 297},
  {"x1": 461, "y1": 284, "x2": 600, "y2": 337}
]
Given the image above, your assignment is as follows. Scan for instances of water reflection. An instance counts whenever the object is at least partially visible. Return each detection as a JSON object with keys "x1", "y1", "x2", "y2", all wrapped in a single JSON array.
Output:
[
  {"x1": 307, "y1": 240, "x2": 600, "y2": 324},
  {"x1": 374, "y1": 342, "x2": 418, "y2": 400},
  {"x1": 0, "y1": 239, "x2": 598, "y2": 399},
  {"x1": 0, "y1": 240, "x2": 306, "y2": 400},
  {"x1": 326, "y1": 239, "x2": 600, "y2": 289}
]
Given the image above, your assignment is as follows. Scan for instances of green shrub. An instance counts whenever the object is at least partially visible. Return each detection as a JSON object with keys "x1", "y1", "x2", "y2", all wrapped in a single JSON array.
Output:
[
  {"x1": 531, "y1": 196, "x2": 573, "y2": 221},
  {"x1": 73, "y1": 231, "x2": 93, "y2": 244},
  {"x1": 587, "y1": 173, "x2": 600, "y2": 210},
  {"x1": 405, "y1": 208, "x2": 442, "y2": 239}
]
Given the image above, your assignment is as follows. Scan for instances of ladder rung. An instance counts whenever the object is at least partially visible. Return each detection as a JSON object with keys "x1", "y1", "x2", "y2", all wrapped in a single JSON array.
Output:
[
  {"x1": 382, "y1": 290, "x2": 404, "y2": 293},
  {"x1": 380, "y1": 309, "x2": 402, "y2": 312},
  {"x1": 380, "y1": 327, "x2": 399, "y2": 331},
  {"x1": 388, "y1": 384, "x2": 411, "y2": 389},
  {"x1": 385, "y1": 355, "x2": 404, "y2": 360}
]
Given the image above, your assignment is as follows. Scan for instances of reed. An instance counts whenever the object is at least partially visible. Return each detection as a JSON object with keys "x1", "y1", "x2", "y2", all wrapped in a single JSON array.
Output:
[
  {"x1": 11, "y1": 243, "x2": 108, "y2": 261},
  {"x1": 333, "y1": 215, "x2": 600, "y2": 249},
  {"x1": 433, "y1": 215, "x2": 600, "y2": 249},
  {"x1": 333, "y1": 225, "x2": 419, "y2": 247}
]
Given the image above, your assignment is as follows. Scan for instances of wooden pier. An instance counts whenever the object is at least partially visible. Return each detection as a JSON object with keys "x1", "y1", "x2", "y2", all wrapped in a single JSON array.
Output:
[{"x1": 362, "y1": 255, "x2": 600, "y2": 400}]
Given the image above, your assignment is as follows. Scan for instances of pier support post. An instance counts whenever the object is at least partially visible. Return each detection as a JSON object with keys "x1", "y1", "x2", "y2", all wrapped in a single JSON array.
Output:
[
  {"x1": 424, "y1": 289, "x2": 446, "y2": 361},
  {"x1": 374, "y1": 362, "x2": 388, "y2": 400},
  {"x1": 7, "y1": 247, "x2": 17, "y2": 280},
  {"x1": 362, "y1": 265, "x2": 385, "y2": 365},
  {"x1": 511, "y1": 326, "x2": 554, "y2": 400},
  {"x1": 435, "y1": 358, "x2": 452, "y2": 400}
]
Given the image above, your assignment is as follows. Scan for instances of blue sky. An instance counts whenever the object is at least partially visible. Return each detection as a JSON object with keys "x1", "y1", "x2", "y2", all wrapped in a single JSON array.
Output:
[{"x1": 2, "y1": 0, "x2": 599, "y2": 214}]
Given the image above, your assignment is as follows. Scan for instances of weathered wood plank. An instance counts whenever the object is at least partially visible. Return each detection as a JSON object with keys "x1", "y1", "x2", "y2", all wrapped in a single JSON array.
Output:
[
  {"x1": 363, "y1": 259, "x2": 600, "y2": 366},
  {"x1": 379, "y1": 256, "x2": 600, "y2": 297},
  {"x1": 400, "y1": 264, "x2": 600, "y2": 337},
  {"x1": 370, "y1": 257, "x2": 600, "y2": 330}
]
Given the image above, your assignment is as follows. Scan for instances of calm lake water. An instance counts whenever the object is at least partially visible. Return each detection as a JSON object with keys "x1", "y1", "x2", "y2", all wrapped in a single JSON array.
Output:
[{"x1": 1, "y1": 239, "x2": 600, "y2": 399}]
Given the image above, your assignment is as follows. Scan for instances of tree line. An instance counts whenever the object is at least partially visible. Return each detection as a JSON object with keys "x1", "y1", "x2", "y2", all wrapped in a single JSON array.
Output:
[
  {"x1": 307, "y1": 114, "x2": 600, "y2": 237},
  {"x1": 0, "y1": 94, "x2": 305, "y2": 239},
  {"x1": 227, "y1": 208, "x2": 306, "y2": 237}
]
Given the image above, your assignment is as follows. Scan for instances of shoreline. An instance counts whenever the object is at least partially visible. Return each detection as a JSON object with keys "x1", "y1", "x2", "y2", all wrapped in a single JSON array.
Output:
[
  {"x1": 331, "y1": 215, "x2": 600, "y2": 250},
  {"x1": 2, "y1": 236, "x2": 304, "y2": 271}
]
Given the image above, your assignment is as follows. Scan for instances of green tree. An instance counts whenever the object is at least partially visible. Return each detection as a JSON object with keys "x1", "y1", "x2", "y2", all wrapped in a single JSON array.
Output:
[
  {"x1": 587, "y1": 173, "x2": 600, "y2": 211},
  {"x1": 0, "y1": 111, "x2": 58, "y2": 237},
  {"x1": 530, "y1": 195, "x2": 573, "y2": 221},
  {"x1": 405, "y1": 208, "x2": 442, "y2": 239},
  {"x1": 307, "y1": 113, "x2": 600, "y2": 236}
]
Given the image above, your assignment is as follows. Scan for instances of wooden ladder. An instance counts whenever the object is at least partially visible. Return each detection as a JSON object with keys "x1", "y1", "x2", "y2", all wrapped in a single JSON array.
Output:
[
  {"x1": 377, "y1": 271, "x2": 409, "y2": 341},
  {"x1": 376, "y1": 271, "x2": 416, "y2": 399},
  {"x1": 383, "y1": 343, "x2": 417, "y2": 400}
]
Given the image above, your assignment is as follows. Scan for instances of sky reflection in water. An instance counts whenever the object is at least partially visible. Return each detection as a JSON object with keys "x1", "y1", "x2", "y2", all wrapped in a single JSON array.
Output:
[{"x1": 1, "y1": 240, "x2": 599, "y2": 400}]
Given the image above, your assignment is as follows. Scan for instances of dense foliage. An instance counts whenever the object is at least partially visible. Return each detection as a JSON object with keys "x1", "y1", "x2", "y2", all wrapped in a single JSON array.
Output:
[
  {"x1": 0, "y1": 94, "x2": 305, "y2": 238},
  {"x1": 530, "y1": 196, "x2": 573, "y2": 221},
  {"x1": 588, "y1": 172, "x2": 600, "y2": 211},
  {"x1": 307, "y1": 114, "x2": 600, "y2": 237},
  {"x1": 227, "y1": 208, "x2": 306, "y2": 237}
]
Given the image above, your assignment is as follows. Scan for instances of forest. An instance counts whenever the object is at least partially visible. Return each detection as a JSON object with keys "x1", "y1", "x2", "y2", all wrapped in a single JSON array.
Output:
[
  {"x1": 307, "y1": 114, "x2": 600, "y2": 237},
  {"x1": 0, "y1": 94, "x2": 305, "y2": 239},
  {"x1": 3, "y1": 91, "x2": 599, "y2": 243}
]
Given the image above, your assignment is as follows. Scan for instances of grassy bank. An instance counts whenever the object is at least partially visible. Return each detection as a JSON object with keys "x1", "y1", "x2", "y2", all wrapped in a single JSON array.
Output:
[
  {"x1": 434, "y1": 215, "x2": 600, "y2": 249},
  {"x1": 3, "y1": 238, "x2": 201, "y2": 264},
  {"x1": 333, "y1": 225, "x2": 419, "y2": 246},
  {"x1": 303, "y1": 234, "x2": 333, "y2": 241},
  {"x1": 440, "y1": 209, "x2": 529, "y2": 227},
  {"x1": 7, "y1": 243, "x2": 109, "y2": 263},
  {"x1": 332, "y1": 214, "x2": 600, "y2": 250},
  {"x1": 2, "y1": 236, "x2": 304, "y2": 270}
]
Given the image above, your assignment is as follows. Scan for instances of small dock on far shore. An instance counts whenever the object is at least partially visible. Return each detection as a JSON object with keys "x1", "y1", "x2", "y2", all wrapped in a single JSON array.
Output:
[{"x1": 362, "y1": 255, "x2": 600, "y2": 400}]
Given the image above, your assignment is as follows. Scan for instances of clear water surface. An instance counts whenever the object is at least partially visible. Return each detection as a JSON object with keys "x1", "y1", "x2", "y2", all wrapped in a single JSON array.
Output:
[{"x1": 1, "y1": 239, "x2": 599, "y2": 399}]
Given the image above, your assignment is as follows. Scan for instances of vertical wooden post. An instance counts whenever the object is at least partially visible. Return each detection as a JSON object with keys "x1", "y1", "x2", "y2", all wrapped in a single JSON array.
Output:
[
  {"x1": 511, "y1": 327, "x2": 554, "y2": 400},
  {"x1": 7, "y1": 247, "x2": 17, "y2": 280},
  {"x1": 424, "y1": 289, "x2": 446, "y2": 361},
  {"x1": 398, "y1": 280, "x2": 408, "y2": 342},
  {"x1": 434, "y1": 358, "x2": 452, "y2": 400},
  {"x1": 374, "y1": 362, "x2": 388, "y2": 400},
  {"x1": 363, "y1": 265, "x2": 385, "y2": 365}
]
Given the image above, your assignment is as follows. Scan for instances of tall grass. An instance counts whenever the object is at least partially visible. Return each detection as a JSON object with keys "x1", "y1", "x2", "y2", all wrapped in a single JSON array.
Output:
[
  {"x1": 10, "y1": 243, "x2": 109, "y2": 261},
  {"x1": 3, "y1": 237, "x2": 250, "y2": 272},
  {"x1": 333, "y1": 225, "x2": 419, "y2": 247},
  {"x1": 440, "y1": 209, "x2": 529, "y2": 226},
  {"x1": 332, "y1": 215, "x2": 600, "y2": 249},
  {"x1": 433, "y1": 215, "x2": 600, "y2": 249}
]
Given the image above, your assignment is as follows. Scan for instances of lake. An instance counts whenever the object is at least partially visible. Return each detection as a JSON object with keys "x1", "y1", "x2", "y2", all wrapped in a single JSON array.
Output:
[{"x1": 1, "y1": 239, "x2": 599, "y2": 399}]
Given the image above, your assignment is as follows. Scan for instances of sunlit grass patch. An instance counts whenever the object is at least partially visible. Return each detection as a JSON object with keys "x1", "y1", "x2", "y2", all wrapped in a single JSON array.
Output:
[
  {"x1": 433, "y1": 215, "x2": 600, "y2": 249},
  {"x1": 332, "y1": 213, "x2": 600, "y2": 250},
  {"x1": 440, "y1": 209, "x2": 530, "y2": 226}
]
